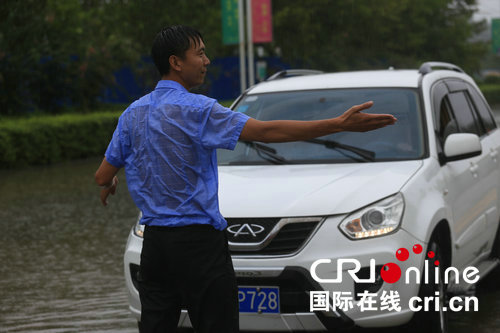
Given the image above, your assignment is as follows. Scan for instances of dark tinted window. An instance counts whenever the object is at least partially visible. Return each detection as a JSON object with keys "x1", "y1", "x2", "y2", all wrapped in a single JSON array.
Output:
[
  {"x1": 432, "y1": 82, "x2": 449, "y2": 133},
  {"x1": 467, "y1": 85, "x2": 497, "y2": 133},
  {"x1": 438, "y1": 97, "x2": 458, "y2": 146},
  {"x1": 447, "y1": 91, "x2": 480, "y2": 135}
]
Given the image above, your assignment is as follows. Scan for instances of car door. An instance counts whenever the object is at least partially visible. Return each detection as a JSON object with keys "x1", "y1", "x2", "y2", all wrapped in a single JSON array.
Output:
[
  {"x1": 465, "y1": 83, "x2": 500, "y2": 252},
  {"x1": 434, "y1": 79, "x2": 491, "y2": 268}
]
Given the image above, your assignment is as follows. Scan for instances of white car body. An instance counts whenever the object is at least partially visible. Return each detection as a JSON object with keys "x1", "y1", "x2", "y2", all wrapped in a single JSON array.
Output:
[{"x1": 124, "y1": 64, "x2": 500, "y2": 331}]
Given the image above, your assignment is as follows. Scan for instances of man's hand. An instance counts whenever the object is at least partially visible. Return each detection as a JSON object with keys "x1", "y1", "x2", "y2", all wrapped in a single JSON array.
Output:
[
  {"x1": 95, "y1": 157, "x2": 120, "y2": 206},
  {"x1": 100, "y1": 176, "x2": 118, "y2": 206},
  {"x1": 337, "y1": 101, "x2": 397, "y2": 132}
]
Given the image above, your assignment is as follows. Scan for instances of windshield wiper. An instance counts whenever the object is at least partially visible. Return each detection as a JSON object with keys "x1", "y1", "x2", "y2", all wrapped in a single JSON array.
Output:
[
  {"x1": 303, "y1": 138, "x2": 375, "y2": 162},
  {"x1": 240, "y1": 141, "x2": 289, "y2": 164}
]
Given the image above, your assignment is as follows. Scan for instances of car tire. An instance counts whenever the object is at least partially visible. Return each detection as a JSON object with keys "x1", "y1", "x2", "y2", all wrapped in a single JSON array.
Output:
[
  {"x1": 490, "y1": 220, "x2": 500, "y2": 258},
  {"x1": 405, "y1": 237, "x2": 449, "y2": 333}
]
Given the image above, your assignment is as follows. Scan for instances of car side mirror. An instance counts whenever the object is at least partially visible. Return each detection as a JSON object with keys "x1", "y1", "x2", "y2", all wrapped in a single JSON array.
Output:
[{"x1": 443, "y1": 133, "x2": 482, "y2": 162}]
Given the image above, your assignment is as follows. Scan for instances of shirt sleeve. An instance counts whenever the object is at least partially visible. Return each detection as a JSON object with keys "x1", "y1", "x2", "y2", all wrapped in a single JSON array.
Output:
[
  {"x1": 200, "y1": 102, "x2": 250, "y2": 150},
  {"x1": 104, "y1": 118, "x2": 126, "y2": 168}
]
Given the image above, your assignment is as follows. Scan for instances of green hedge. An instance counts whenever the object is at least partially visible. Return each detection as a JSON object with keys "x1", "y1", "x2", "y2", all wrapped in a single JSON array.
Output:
[
  {"x1": 478, "y1": 84, "x2": 500, "y2": 106},
  {"x1": 0, "y1": 100, "x2": 235, "y2": 168},
  {"x1": 0, "y1": 112, "x2": 121, "y2": 168}
]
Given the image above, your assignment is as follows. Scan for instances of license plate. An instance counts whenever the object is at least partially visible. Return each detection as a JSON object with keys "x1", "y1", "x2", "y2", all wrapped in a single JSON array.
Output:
[{"x1": 238, "y1": 286, "x2": 280, "y2": 313}]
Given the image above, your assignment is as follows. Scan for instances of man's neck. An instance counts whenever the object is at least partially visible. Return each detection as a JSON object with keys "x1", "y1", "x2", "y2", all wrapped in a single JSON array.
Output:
[{"x1": 162, "y1": 73, "x2": 190, "y2": 90}]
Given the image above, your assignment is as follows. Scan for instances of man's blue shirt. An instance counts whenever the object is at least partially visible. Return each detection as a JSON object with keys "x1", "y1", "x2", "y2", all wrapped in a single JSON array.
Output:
[{"x1": 105, "y1": 80, "x2": 250, "y2": 230}]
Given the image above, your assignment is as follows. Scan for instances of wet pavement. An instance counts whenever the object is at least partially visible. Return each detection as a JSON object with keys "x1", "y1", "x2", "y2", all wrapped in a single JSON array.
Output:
[{"x1": 0, "y1": 158, "x2": 138, "y2": 332}]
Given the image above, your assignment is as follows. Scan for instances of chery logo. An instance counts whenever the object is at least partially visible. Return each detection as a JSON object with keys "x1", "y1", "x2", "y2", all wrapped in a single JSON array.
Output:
[{"x1": 227, "y1": 224, "x2": 265, "y2": 237}]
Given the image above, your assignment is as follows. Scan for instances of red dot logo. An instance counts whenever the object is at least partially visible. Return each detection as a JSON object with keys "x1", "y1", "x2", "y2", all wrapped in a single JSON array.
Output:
[
  {"x1": 428, "y1": 251, "x2": 435, "y2": 259},
  {"x1": 380, "y1": 263, "x2": 401, "y2": 283},
  {"x1": 413, "y1": 244, "x2": 423, "y2": 254},
  {"x1": 396, "y1": 248, "x2": 409, "y2": 261},
  {"x1": 434, "y1": 260, "x2": 440, "y2": 266}
]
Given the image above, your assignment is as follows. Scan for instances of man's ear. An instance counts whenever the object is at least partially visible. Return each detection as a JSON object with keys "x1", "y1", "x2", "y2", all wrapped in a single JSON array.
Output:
[{"x1": 169, "y1": 55, "x2": 182, "y2": 72}]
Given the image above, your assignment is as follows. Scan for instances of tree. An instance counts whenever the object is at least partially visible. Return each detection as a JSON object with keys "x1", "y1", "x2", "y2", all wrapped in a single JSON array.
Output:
[
  {"x1": 271, "y1": 0, "x2": 487, "y2": 73},
  {"x1": 0, "y1": 0, "x2": 139, "y2": 114},
  {"x1": 0, "y1": 0, "x2": 488, "y2": 115}
]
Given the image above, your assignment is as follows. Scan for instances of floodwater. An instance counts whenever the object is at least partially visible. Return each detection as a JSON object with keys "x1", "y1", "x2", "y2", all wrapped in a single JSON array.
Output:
[
  {"x1": 0, "y1": 157, "x2": 138, "y2": 332},
  {"x1": 0, "y1": 108, "x2": 499, "y2": 332}
]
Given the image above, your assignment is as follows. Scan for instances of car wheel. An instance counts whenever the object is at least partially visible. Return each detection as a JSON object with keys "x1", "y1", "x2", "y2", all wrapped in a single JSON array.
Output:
[
  {"x1": 490, "y1": 220, "x2": 500, "y2": 258},
  {"x1": 406, "y1": 237, "x2": 449, "y2": 333}
]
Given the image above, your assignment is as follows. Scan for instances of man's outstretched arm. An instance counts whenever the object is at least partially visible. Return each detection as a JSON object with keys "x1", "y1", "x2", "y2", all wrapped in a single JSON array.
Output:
[
  {"x1": 95, "y1": 158, "x2": 120, "y2": 206},
  {"x1": 239, "y1": 101, "x2": 396, "y2": 143}
]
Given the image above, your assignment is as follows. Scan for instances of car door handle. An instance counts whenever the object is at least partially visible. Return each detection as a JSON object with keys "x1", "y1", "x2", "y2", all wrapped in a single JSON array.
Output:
[
  {"x1": 469, "y1": 162, "x2": 479, "y2": 177},
  {"x1": 490, "y1": 148, "x2": 498, "y2": 161}
]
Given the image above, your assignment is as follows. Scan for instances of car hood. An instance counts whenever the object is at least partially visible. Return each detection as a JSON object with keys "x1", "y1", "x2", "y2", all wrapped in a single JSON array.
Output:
[{"x1": 218, "y1": 161, "x2": 423, "y2": 217}]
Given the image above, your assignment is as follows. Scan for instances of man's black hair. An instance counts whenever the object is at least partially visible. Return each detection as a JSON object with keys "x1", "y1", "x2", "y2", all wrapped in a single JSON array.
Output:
[{"x1": 151, "y1": 25, "x2": 204, "y2": 76}]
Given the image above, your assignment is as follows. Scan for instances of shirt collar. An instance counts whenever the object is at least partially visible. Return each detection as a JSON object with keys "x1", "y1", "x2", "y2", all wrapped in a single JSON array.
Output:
[{"x1": 155, "y1": 80, "x2": 188, "y2": 92}]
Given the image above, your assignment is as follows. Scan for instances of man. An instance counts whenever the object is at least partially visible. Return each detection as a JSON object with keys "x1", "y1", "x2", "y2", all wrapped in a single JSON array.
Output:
[{"x1": 95, "y1": 25, "x2": 396, "y2": 333}]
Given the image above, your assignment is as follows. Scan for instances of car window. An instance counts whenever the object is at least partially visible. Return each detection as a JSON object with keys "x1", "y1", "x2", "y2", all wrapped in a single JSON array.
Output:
[
  {"x1": 437, "y1": 96, "x2": 458, "y2": 146},
  {"x1": 447, "y1": 91, "x2": 481, "y2": 136},
  {"x1": 466, "y1": 84, "x2": 497, "y2": 133},
  {"x1": 431, "y1": 81, "x2": 450, "y2": 134},
  {"x1": 218, "y1": 88, "x2": 426, "y2": 165}
]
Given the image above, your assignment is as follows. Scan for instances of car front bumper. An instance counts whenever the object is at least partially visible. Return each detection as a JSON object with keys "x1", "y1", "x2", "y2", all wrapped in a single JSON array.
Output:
[{"x1": 123, "y1": 215, "x2": 425, "y2": 331}]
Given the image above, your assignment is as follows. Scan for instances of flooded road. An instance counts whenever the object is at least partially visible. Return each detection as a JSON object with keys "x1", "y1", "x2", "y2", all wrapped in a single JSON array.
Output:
[
  {"x1": 0, "y1": 107, "x2": 500, "y2": 332},
  {"x1": 0, "y1": 157, "x2": 138, "y2": 332}
]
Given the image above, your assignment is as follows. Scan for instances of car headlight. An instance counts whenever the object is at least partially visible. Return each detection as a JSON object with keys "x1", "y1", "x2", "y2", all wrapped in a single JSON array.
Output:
[
  {"x1": 339, "y1": 193, "x2": 404, "y2": 240},
  {"x1": 133, "y1": 211, "x2": 144, "y2": 238}
]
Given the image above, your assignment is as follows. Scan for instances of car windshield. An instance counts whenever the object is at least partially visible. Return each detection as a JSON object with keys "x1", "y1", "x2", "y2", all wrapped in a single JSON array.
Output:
[{"x1": 218, "y1": 88, "x2": 425, "y2": 165}]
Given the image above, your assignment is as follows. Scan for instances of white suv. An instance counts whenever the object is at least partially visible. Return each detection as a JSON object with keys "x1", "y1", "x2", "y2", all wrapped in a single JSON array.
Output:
[{"x1": 124, "y1": 62, "x2": 500, "y2": 333}]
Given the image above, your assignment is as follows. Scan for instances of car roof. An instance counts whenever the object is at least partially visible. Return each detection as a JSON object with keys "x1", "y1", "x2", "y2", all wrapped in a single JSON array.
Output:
[{"x1": 247, "y1": 69, "x2": 422, "y2": 94}]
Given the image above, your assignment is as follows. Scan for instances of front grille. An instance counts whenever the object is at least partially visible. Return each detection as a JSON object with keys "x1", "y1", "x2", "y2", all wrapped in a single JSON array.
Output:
[
  {"x1": 226, "y1": 217, "x2": 322, "y2": 256},
  {"x1": 262, "y1": 222, "x2": 318, "y2": 254}
]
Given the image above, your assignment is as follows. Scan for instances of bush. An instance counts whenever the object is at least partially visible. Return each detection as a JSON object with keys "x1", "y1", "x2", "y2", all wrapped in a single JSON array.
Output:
[
  {"x1": 0, "y1": 112, "x2": 121, "y2": 168},
  {"x1": 478, "y1": 84, "x2": 500, "y2": 106},
  {"x1": 482, "y1": 75, "x2": 500, "y2": 85}
]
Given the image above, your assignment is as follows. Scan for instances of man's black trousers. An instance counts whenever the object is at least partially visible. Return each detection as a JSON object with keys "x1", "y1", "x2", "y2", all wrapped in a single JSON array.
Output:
[{"x1": 138, "y1": 224, "x2": 239, "y2": 333}]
